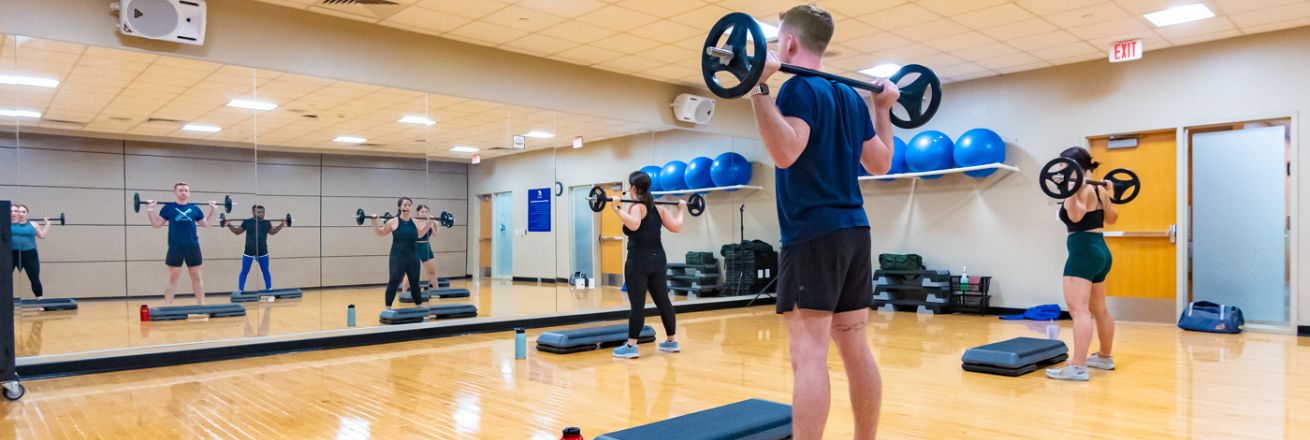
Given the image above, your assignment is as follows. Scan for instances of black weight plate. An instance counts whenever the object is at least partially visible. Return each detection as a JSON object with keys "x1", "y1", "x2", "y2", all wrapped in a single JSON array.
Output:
[
  {"x1": 701, "y1": 12, "x2": 767, "y2": 99},
  {"x1": 355, "y1": 208, "x2": 366, "y2": 225},
  {"x1": 687, "y1": 193, "x2": 706, "y2": 217},
  {"x1": 1103, "y1": 168, "x2": 1141, "y2": 204},
  {"x1": 133, "y1": 192, "x2": 142, "y2": 213},
  {"x1": 1039, "y1": 157, "x2": 1083, "y2": 200},
  {"x1": 285, "y1": 213, "x2": 293, "y2": 227},
  {"x1": 888, "y1": 64, "x2": 942, "y2": 129},
  {"x1": 588, "y1": 186, "x2": 607, "y2": 213},
  {"x1": 223, "y1": 195, "x2": 234, "y2": 213}
]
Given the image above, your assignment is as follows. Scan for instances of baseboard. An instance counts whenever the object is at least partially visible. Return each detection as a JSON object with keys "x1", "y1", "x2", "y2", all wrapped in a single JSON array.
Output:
[{"x1": 1299, "y1": 325, "x2": 1309, "y2": 337}]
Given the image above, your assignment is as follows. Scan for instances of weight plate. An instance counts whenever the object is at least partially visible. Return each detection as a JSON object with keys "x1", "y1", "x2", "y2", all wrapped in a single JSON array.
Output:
[
  {"x1": 888, "y1": 64, "x2": 942, "y2": 129},
  {"x1": 1103, "y1": 168, "x2": 1141, "y2": 204},
  {"x1": 588, "y1": 186, "x2": 607, "y2": 213},
  {"x1": 702, "y1": 12, "x2": 767, "y2": 99},
  {"x1": 1039, "y1": 157, "x2": 1083, "y2": 200},
  {"x1": 687, "y1": 193, "x2": 706, "y2": 217}
]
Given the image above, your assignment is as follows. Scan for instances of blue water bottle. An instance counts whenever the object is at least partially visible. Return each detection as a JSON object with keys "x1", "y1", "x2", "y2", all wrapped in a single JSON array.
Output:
[
  {"x1": 515, "y1": 328, "x2": 527, "y2": 359},
  {"x1": 347, "y1": 304, "x2": 356, "y2": 327}
]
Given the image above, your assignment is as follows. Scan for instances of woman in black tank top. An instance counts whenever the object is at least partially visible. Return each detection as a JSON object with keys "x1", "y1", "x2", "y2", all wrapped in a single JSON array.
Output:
[
  {"x1": 371, "y1": 196, "x2": 435, "y2": 308},
  {"x1": 610, "y1": 171, "x2": 687, "y2": 359},
  {"x1": 1048, "y1": 147, "x2": 1121, "y2": 381}
]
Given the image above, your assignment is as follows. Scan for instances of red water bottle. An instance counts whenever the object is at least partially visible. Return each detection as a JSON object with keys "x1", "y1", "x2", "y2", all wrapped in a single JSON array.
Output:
[
  {"x1": 561, "y1": 427, "x2": 583, "y2": 440},
  {"x1": 140, "y1": 304, "x2": 150, "y2": 321}
]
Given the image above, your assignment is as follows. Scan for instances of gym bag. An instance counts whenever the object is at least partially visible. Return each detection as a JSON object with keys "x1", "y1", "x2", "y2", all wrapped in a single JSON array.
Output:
[
  {"x1": 878, "y1": 253, "x2": 925, "y2": 271},
  {"x1": 1178, "y1": 301, "x2": 1244, "y2": 334}
]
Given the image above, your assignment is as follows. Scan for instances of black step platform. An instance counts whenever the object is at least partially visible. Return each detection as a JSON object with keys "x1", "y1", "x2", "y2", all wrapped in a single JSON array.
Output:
[
  {"x1": 423, "y1": 278, "x2": 452, "y2": 289},
  {"x1": 229, "y1": 288, "x2": 303, "y2": 302},
  {"x1": 962, "y1": 337, "x2": 1069, "y2": 376},
  {"x1": 13, "y1": 298, "x2": 78, "y2": 311},
  {"x1": 597, "y1": 399, "x2": 792, "y2": 440},
  {"x1": 149, "y1": 303, "x2": 247, "y2": 321},
  {"x1": 536, "y1": 324, "x2": 656, "y2": 354},
  {"x1": 378, "y1": 303, "x2": 478, "y2": 325},
  {"x1": 398, "y1": 288, "x2": 471, "y2": 303}
]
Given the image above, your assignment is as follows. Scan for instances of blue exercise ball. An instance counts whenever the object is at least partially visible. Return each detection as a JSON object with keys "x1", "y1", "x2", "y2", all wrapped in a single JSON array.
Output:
[
  {"x1": 905, "y1": 130, "x2": 955, "y2": 180},
  {"x1": 711, "y1": 152, "x2": 751, "y2": 187},
  {"x1": 684, "y1": 156, "x2": 715, "y2": 189},
  {"x1": 873, "y1": 136, "x2": 908, "y2": 182},
  {"x1": 660, "y1": 160, "x2": 689, "y2": 191},
  {"x1": 639, "y1": 165, "x2": 663, "y2": 192},
  {"x1": 954, "y1": 128, "x2": 1006, "y2": 178}
]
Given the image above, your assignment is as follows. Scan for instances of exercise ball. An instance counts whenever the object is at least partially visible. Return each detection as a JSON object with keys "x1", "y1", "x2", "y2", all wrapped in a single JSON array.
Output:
[
  {"x1": 711, "y1": 152, "x2": 751, "y2": 187},
  {"x1": 684, "y1": 156, "x2": 715, "y2": 189},
  {"x1": 905, "y1": 130, "x2": 955, "y2": 180},
  {"x1": 660, "y1": 160, "x2": 689, "y2": 191},
  {"x1": 872, "y1": 136, "x2": 908, "y2": 182},
  {"x1": 639, "y1": 165, "x2": 663, "y2": 192},
  {"x1": 954, "y1": 128, "x2": 1006, "y2": 178}
]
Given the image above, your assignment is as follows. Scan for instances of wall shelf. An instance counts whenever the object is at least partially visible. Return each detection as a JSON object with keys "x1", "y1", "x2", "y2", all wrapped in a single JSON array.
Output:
[
  {"x1": 652, "y1": 184, "x2": 763, "y2": 196},
  {"x1": 858, "y1": 163, "x2": 1020, "y2": 181}
]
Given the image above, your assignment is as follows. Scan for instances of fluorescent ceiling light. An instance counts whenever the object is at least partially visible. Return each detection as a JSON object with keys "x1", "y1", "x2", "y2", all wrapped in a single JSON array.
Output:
[
  {"x1": 333, "y1": 135, "x2": 367, "y2": 144},
  {"x1": 398, "y1": 115, "x2": 435, "y2": 126},
  {"x1": 226, "y1": 99, "x2": 278, "y2": 111},
  {"x1": 1143, "y1": 4, "x2": 1214, "y2": 27},
  {"x1": 0, "y1": 109, "x2": 41, "y2": 118},
  {"x1": 522, "y1": 131, "x2": 554, "y2": 139},
  {"x1": 859, "y1": 63, "x2": 902, "y2": 78},
  {"x1": 450, "y1": 145, "x2": 479, "y2": 153},
  {"x1": 0, "y1": 75, "x2": 59, "y2": 88},
  {"x1": 182, "y1": 123, "x2": 221, "y2": 133}
]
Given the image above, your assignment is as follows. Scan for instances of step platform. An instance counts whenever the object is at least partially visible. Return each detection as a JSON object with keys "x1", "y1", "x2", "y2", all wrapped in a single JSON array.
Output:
[
  {"x1": 149, "y1": 303, "x2": 247, "y2": 321},
  {"x1": 13, "y1": 297, "x2": 79, "y2": 311},
  {"x1": 422, "y1": 279, "x2": 452, "y2": 289},
  {"x1": 536, "y1": 324, "x2": 656, "y2": 354},
  {"x1": 230, "y1": 288, "x2": 303, "y2": 302},
  {"x1": 398, "y1": 288, "x2": 471, "y2": 303},
  {"x1": 962, "y1": 337, "x2": 1069, "y2": 376},
  {"x1": 597, "y1": 399, "x2": 792, "y2": 440},
  {"x1": 378, "y1": 303, "x2": 478, "y2": 325}
]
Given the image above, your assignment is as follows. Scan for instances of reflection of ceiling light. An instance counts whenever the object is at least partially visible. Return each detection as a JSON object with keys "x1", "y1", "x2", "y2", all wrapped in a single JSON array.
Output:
[
  {"x1": 182, "y1": 123, "x2": 221, "y2": 133},
  {"x1": 859, "y1": 63, "x2": 902, "y2": 78},
  {"x1": 572, "y1": 136, "x2": 584, "y2": 149},
  {"x1": 398, "y1": 115, "x2": 435, "y2": 126},
  {"x1": 522, "y1": 131, "x2": 554, "y2": 139},
  {"x1": 333, "y1": 136, "x2": 367, "y2": 144},
  {"x1": 1144, "y1": 4, "x2": 1214, "y2": 27},
  {"x1": 226, "y1": 99, "x2": 278, "y2": 111},
  {"x1": 0, "y1": 109, "x2": 41, "y2": 119},
  {"x1": 0, "y1": 75, "x2": 59, "y2": 88},
  {"x1": 450, "y1": 145, "x2": 479, "y2": 153}
]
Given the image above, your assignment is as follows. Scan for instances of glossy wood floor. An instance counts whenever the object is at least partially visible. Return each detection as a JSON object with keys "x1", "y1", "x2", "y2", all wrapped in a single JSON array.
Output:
[
  {"x1": 15, "y1": 279, "x2": 703, "y2": 357},
  {"x1": 5, "y1": 307, "x2": 1309, "y2": 439}
]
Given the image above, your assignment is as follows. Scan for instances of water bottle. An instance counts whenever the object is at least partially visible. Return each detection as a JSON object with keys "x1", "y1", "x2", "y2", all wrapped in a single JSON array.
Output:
[
  {"x1": 959, "y1": 266, "x2": 968, "y2": 295},
  {"x1": 139, "y1": 304, "x2": 150, "y2": 322},
  {"x1": 1046, "y1": 320, "x2": 1060, "y2": 340},
  {"x1": 561, "y1": 427, "x2": 584, "y2": 440},
  {"x1": 515, "y1": 328, "x2": 527, "y2": 360},
  {"x1": 347, "y1": 304, "x2": 356, "y2": 327}
]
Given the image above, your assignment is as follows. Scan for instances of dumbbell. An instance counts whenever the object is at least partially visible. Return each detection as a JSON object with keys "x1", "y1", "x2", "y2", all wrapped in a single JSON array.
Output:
[
  {"x1": 219, "y1": 213, "x2": 291, "y2": 227},
  {"x1": 133, "y1": 192, "x2": 235, "y2": 213},
  {"x1": 1038, "y1": 157, "x2": 1141, "y2": 204},
  {"x1": 27, "y1": 213, "x2": 65, "y2": 226},
  {"x1": 586, "y1": 186, "x2": 706, "y2": 217}
]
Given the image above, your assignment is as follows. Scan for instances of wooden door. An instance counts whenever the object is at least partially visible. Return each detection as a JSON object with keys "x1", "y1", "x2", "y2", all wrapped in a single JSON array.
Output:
[
  {"x1": 597, "y1": 183, "x2": 625, "y2": 286},
  {"x1": 1089, "y1": 130, "x2": 1176, "y2": 298}
]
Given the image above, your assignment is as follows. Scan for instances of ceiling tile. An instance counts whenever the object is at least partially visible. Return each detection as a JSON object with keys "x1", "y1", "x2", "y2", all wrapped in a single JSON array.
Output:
[
  {"x1": 614, "y1": 0, "x2": 714, "y2": 19},
  {"x1": 952, "y1": 3, "x2": 1037, "y2": 29},
  {"x1": 629, "y1": 20, "x2": 702, "y2": 43},
  {"x1": 833, "y1": 18, "x2": 882, "y2": 40},
  {"x1": 1155, "y1": 17, "x2": 1238, "y2": 40},
  {"x1": 83, "y1": 46, "x2": 158, "y2": 64},
  {"x1": 1066, "y1": 15, "x2": 1151, "y2": 40},
  {"x1": 950, "y1": 42, "x2": 1021, "y2": 60},
  {"x1": 1228, "y1": 2, "x2": 1310, "y2": 28},
  {"x1": 446, "y1": 21, "x2": 530, "y2": 45},
  {"x1": 643, "y1": 45, "x2": 695, "y2": 63},
  {"x1": 553, "y1": 45, "x2": 626, "y2": 65},
  {"x1": 643, "y1": 63, "x2": 698, "y2": 80},
  {"x1": 820, "y1": 0, "x2": 909, "y2": 18},
  {"x1": 855, "y1": 3, "x2": 940, "y2": 30},
  {"x1": 975, "y1": 52, "x2": 1041, "y2": 69},
  {"x1": 500, "y1": 34, "x2": 578, "y2": 56},
  {"x1": 595, "y1": 55, "x2": 667, "y2": 74},
  {"x1": 995, "y1": 61, "x2": 1052, "y2": 74},
  {"x1": 1013, "y1": 0, "x2": 1105, "y2": 15},
  {"x1": 714, "y1": 0, "x2": 798, "y2": 17},
  {"x1": 1029, "y1": 41, "x2": 1102, "y2": 61},
  {"x1": 383, "y1": 6, "x2": 475, "y2": 33},
  {"x1": 1008, "y1": 30, "x2": 1081, "y2": 51},
  {"x1": 1212, "y1": 0, "x2": 1304, "y2": 14},
  {"x1": 669, "y1": 4, "x2": 736, "y2": 28},
  {"x1": 914, "y1": 52, "x2": 967, "y2": 69},
  {"x1": 916, "y1": 0, "x2": 1008, "y2": 16},
  {"x1": 827, "y1": 53, "x2": 881, "y2": 71},
  {"x1": 538, "y1": 20, "x2": 620, "y2": 44},
  {"x1": 870, "y1": 44, "x2": 939, "y2": 61},
  {"x1": 307, "y1": 6, "x2": 380, "y2": 23},
  {"x1": 590, "y1": 33, "x2": 663, "y2": 54},
  {"x1": 412, "y1": 0, "x2": 509, "y2": 19},
  {"x1": 1166, "y1": 29, "x2": 1243, "y2": 46},
  {"x1": 575, "y1": 5, "x2": 660, "y2": 32},
  {"x1": 1238, "y1": 16, "x2": 1310, "y2": 34},
  {"x1": 979, "y1": 17, "x2": 1059, "y2": 40},
  {"x1": 845, "y1": 32, "x2": 913, "y2": 53},
  {"x1": 516, "y1": 0, "x2": 608, "y2": 18},
  {"x1": 933, "y1": 62, "x2": 992, "y2": 77},
  {"x1": 922, "y1": 31, "x2": 994, "y2": 52},
  {"x1": 481, "y1": 6, "x2": 568, "y2": 32},
  {"x1": 1044, "y1": 3, "x2": 1131, "y2": 28},
  {"x1": 891, "y1": 18, "x2": 970, "y2": 41}
]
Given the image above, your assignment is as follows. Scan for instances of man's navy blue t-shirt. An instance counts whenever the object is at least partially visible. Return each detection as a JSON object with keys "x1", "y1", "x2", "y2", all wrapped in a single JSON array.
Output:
[
  {"x1": 159, "y1": 202, "x2": 203, "y2": 247},
  {"x1": 774, "y1": 75, "x2": 875, "y2": 248}
]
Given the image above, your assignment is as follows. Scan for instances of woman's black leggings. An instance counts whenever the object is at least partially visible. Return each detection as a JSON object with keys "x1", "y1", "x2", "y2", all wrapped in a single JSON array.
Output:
[
  {"x1": 385, "y1": 254, "x2": 422, "y2": 307},
  {"x1": 11, "y1": 250, "x2": 43, "y2": 298},
  {"x1": 625, "y1": 249, "x2": 675, "y2": 340}
]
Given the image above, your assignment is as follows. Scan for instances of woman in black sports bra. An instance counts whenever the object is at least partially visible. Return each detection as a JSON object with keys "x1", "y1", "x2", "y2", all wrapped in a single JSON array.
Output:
[
  {"x1": 371, "y1": 197, "x2": 435, "y2": 308},
  {"x1": 610, "y1": 171, "x2": 687, "y2": 359},
  {"x1": 1047, "y1": 147, "x2": 1120, "y2": 381}
]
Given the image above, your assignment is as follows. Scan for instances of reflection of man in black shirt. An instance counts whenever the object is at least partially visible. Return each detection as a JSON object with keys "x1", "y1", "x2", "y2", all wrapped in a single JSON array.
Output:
[{"x1": 225, "y1": 205, "x2": 285, "y2": 293}]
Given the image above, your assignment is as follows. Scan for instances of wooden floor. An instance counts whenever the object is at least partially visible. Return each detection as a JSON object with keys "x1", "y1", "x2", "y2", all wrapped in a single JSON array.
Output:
[
  {"x1": 15, "y1": 279, "x2": 702, "y2": 357},
  {"x1": 5, "y1": 307, "x2": 1309, "y2": 439}
]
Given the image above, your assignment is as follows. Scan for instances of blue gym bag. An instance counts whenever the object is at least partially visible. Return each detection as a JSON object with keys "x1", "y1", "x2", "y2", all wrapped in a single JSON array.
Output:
[{"x1": 1178, "y1": 301, "x2": 1244, "y2": 334}]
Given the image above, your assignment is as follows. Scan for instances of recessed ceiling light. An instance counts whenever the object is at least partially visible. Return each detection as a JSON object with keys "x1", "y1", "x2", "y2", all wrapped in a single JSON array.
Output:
[
  {"x1": 522, "y1": 131, "x2": 554, "y2": 139},
  {"x1": 1143, "y1": 4, "x2": 1214, "y2": 27},
  {"x1": 450, "y1": 145, "x2": 479, "y2": 153},
  {"x1": 398, "y1": 115, "x2": 436, "y2": 126},
  {"x1": 182, "y1": 123, "x2": 221, "y2": 133},
  {"x1": 0, "y1": 74, "x2": 59, "y2": 88},
  {"x1": 334, "y1": 135, "x2": 367, "y2": 144},
  {"x1": 859, "y1": 63, "x2": 902, "y2": 78},
  {"x1": 226, "y1": 99, "x2": 278, "y2": 111},
  {"x1": 0, "y1": 109, "x2": 41, "y2": 119}
]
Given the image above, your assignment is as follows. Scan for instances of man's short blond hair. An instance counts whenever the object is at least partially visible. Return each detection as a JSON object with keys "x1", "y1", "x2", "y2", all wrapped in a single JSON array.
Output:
[{"x1": 780, "y1": 4, "x2": 834, "y2": 55}]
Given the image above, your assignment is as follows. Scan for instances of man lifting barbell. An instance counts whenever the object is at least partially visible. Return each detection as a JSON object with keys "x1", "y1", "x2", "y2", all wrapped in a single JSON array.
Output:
[
  {"x1": 223, "y1": 205, "x2": 288, "y2": 295},
  {"x1": 143, "y1": 182, "x2": 218, "y2": 306}
]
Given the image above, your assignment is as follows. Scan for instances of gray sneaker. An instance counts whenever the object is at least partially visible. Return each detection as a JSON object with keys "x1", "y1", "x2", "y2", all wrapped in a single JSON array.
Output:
[
  {"x1": 1086, "y1": 353, "x2": 1116, "y2": 370},
  {"x1": 1045, "y1": 365, "x2": 1089, "y2": 381},
  {"x1": 658, "y1": 340, "x2": 680, "y2": 353}
]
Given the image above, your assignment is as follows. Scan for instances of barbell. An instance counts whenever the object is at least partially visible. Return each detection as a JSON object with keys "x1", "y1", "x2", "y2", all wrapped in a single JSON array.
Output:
[
  {"x1": 219, "y1": 213, "x2": 292, "y2": 228},
  {"x1": 587, "y1": 186, "x2": 706, "y2": 217},
  {"x1": 23, "y1": 213, "x2": 65, "y2": 226},
  {"x1": 133, "y1": 192, "x2": 235, "y2": 214},
  {"x1": 353, "y1": 208, "x2": 455, "y2": 228},
  {"x1": 1038, "y1": 157, "x2": 1141, "y2": 204},
  {"x1": 701, "y1": 12, "x2": 942, "y2": 129}
]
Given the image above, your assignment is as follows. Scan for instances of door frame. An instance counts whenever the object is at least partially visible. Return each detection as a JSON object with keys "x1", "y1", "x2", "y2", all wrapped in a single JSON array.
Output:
[
  {"x1": 491, "y1": 191, "x2": 513, "y2": 279},
  {"x1": 569, "y1": 184, "x2": 599, "y2": 281}
]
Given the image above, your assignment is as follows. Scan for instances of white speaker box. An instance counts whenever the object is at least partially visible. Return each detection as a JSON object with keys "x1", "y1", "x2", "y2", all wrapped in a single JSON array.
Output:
[
  {"x1": 112, "y1": 0, "x2": 207, "y2": 46},
  {"x1": 671, "y1": 94, "x2": 715, "y2": 125}
]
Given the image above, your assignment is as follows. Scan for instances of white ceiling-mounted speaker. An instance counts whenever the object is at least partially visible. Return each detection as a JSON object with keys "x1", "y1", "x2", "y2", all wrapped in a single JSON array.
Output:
[
  {"x1": 111, "y1": 0, "x2": 207, "y2": 46},
  {"x1": 671, "y1": 94, "x2": 715, "y2": 125}
]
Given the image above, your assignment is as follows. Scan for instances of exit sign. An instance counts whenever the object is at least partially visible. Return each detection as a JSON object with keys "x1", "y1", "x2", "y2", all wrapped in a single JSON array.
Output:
[{"x1": 1109, "y1": 40, "x2": 1142, "y2": 63}]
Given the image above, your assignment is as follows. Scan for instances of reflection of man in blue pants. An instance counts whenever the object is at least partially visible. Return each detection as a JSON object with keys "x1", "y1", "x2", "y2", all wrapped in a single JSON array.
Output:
[{"x1": 225, "y1": 205, "x2": 285, "y2": 293}]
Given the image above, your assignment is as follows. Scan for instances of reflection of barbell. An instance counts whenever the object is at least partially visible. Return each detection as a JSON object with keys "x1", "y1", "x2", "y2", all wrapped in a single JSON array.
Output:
[
  {"x1": 1038, "y1": 157, "x2": 1141, "y2": 204},
  {"x1": 353, "y1": 208, "x2": 455, "y2": 228},
  {"x1": 133, "y1": 192, "x2": 235, "y2": 213},
  {"x1": 24, "y1": 213, "x2": 65, "y2": 226},
  {"x1": 587, "y1": 186, "x2": 705, "y2": 217},
  {"x1": 219, "y1": 213, "x2": 292, "y2": 227}
]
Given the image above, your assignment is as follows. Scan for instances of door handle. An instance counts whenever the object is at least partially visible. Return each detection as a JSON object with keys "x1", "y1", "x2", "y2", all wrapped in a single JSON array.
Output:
[
  {"x1": 1168, "y1": 224, "x2": 1176, "y2": 244},
  {"x1": 599, "y1": 236, "x2": 623, "y2": 242}
]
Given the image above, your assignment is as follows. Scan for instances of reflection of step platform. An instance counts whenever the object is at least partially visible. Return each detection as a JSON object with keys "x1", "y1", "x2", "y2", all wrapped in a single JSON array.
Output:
[
  {"x1": 962, "y1": 337, "x2": 1069, "y2": 376},
  {"x1": 536, "y1": 324, "x2": 656, "y2": 354},
  {"x1": 379, "y1": 304, "x2": 478, "y2": 325},
  {"x1": 13, "y1": 298, "x2": 79, "y2": 311},
  {"x1": 421, "y1": 278, "x2": 452, "y2": 289},
  {"x1": 398, "y1": 288, "x2": 471, "y2": 303},
  {"x1": 149, "y1": 303, "x2": 247, "y2": 321},
  {"x1": 597, "y1": 399, "x2": 792, "y2": 440},
  {"x1": 230, "y1": 288, "x2": 303, "y2": 302}
]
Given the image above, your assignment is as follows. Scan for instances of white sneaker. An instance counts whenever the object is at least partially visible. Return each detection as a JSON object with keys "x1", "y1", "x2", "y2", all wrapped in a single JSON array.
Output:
[
  {"x1": 1045, "y1": 365, "x2": 1089, "y2": 381},
  {"x1": 1086, "y1": 353, "x2": 1116, "y2": 370}
]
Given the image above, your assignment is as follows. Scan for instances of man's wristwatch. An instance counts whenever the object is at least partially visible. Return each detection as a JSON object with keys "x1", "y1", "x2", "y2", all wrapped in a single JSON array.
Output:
[{"x1": 749, "y1": 83, "x2": 769, "y2": 97}]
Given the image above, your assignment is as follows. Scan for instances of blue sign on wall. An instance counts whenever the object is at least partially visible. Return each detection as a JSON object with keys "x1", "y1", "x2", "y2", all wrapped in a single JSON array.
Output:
[{"x1": 528, "y1": 187, "x2": 551, "y2": 232}]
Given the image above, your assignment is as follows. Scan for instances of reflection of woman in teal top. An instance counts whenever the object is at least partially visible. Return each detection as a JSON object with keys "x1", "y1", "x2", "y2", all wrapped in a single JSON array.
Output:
[
  {"x1": 400, "y1": 205, "x2": 439, "y2": 295},
  {"x1": 10, "y1": 204, "x2": 52, "y2": 298}
]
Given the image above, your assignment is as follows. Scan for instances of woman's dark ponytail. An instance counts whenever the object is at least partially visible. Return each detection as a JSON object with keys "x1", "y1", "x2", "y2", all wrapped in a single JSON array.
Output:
[
  {"x1": 1059, "y1": 146, "x2": 1099, "y2": 172},
  {"x1": 628, "y1": 171, "x2": 655, "y2": 211}
]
